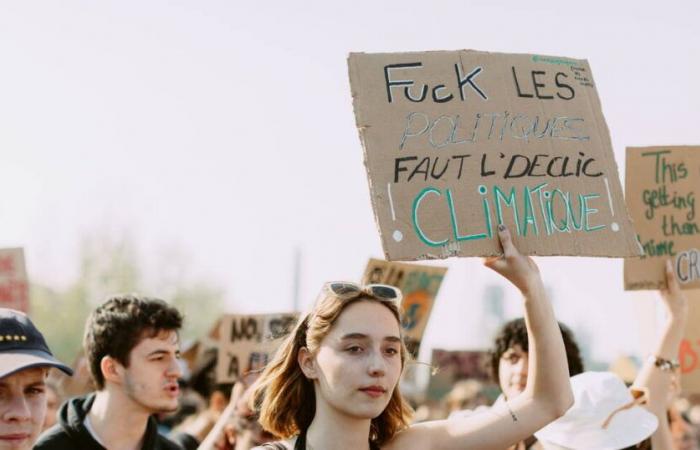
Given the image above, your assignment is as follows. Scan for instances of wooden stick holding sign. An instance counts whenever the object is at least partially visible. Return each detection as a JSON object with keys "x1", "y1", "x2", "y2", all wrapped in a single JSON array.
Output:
[
  {"x1": 0, "y1": 248, "x2": 29, "y2": 313},
  {"x1": 348, "y1": 50, "x2": 640, "y2": 260},
  {"x1": 216, "y1": 312, "x2": 299, "y2": 384},
  {"x1": 625, "y1": 146, "x2": 700, "y2": 290},
  {"x1": 362, "y1": 259, "x2": 446, "y2": 359}
]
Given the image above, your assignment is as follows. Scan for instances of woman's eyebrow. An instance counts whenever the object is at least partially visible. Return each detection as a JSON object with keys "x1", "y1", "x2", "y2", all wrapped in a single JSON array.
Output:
[
  {"x1": 339, "y1": 333, "x2": 370, "y2": 341},
  {"x1": 339, "y1": 333, "x2": 402, "y2": 343}
]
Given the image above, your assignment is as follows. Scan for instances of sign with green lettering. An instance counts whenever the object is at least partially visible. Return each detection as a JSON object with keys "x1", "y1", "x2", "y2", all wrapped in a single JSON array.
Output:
[
  {"x1": 348, "y1": 50, "x2": 641, "y2": 260},
  {"x1": 625, "y1": 146, "x2": 700, "y2": 290}
]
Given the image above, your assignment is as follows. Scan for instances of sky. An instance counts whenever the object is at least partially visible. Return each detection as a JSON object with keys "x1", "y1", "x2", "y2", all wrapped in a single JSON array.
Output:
[{"x1": 0, "y1": 0, "x2": 698, "y2": 367}]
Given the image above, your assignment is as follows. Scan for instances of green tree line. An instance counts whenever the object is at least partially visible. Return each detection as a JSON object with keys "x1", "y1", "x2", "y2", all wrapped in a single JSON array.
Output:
[{"x1": 31, "y1": 232, "x2": 225, "y2": 364}]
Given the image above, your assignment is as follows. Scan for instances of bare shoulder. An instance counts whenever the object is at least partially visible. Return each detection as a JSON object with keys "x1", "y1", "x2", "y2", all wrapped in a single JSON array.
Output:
[
  {"x1": 381, "y1": 424, "x2": 433, "y2": 450},
  {"x1": 381, "y1": 410, "x2": 502, "y2": 450}
]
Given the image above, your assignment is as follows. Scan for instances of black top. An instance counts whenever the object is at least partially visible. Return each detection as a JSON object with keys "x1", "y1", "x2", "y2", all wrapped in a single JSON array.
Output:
[
  {"x1": 35, "y1": 393, "x2": 184, "y2": 450},
  {"x1": 295, "y1": 430, "x2": 381, "y2": 450}
]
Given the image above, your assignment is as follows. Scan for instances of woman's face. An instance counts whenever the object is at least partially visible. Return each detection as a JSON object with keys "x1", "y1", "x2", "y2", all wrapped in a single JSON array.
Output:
[{"x1": 303, "y1": 300, "x2": 403, "y2": 420}]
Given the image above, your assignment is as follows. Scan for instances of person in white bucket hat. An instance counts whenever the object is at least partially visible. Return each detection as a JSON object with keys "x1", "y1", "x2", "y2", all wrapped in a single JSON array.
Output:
[
  {"x1": 536, "y1": 260, "x2": 689, "y2": 450},
  {"x1": 534, "y1": 371, "x2": 657, "y2": 449}
]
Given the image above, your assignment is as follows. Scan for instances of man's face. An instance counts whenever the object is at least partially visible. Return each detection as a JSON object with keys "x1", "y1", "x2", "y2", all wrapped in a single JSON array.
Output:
[
  {"x1": 0, "y1": 367, "x2": 48, "y2": 450},
  {"x1": 498, "y1": 344, "x2": 528, "y2": 399},
  {"x1": 116, "y1": 329, "x2": 182, "y2": 414}
]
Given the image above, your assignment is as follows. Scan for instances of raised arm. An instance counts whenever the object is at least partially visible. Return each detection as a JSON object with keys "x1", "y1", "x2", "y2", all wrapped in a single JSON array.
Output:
[
  {"x1": 632, "y1": 260, "x2": 688, "y2": 450},
  {"x1": 387, "y1": 225, "x2": 573, "y2": 450},
  {"x1": 197, "y1": 382, "x2": 245, "y2": 450}
]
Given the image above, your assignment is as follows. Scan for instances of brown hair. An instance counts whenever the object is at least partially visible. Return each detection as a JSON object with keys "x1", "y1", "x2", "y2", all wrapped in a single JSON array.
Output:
[
  {"x1": 251, "y1": 287, "x2": 413, "y2": 447},
  {"x1": 84, "y1": 294, "x2": 183, "y2": 389}
]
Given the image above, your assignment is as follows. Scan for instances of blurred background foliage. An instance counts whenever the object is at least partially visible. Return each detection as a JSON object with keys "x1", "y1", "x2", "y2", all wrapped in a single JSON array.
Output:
[{"x1": 31, "y1": 230, "x2": 225, "y2": 364}]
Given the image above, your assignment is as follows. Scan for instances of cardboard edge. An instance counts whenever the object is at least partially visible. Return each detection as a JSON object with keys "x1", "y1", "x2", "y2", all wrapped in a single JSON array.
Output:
[
  {"x1": 579, "y1": 59, "x2": 642, "y2": 257},
  {"x1": 347, "y1": 54, "x2": 394, "y2": 261}
]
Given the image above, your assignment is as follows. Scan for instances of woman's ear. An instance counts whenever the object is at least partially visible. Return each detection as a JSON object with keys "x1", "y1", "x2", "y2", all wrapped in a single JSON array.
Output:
[{"x1": 298, "y1": 347, "x2": 318, "y2": 380}]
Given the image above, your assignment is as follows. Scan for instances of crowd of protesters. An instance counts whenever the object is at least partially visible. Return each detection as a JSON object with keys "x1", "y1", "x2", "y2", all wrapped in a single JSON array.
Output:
[{"x1": 2, "y1": 227, "x2": 700, "y2": 450}]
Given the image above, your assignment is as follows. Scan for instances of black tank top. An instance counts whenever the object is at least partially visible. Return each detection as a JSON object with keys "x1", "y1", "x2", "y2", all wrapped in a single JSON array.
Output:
[
  {"x1": 293, "y1": 430, "x2": 381, "y2": 450},
  {"x1": 261, "y1": 430, "x2": 381, "y2": 449}
]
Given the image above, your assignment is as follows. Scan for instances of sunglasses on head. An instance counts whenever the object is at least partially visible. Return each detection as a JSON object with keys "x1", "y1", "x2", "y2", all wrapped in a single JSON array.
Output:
[{"x1": 323, "y1": 281, "x2": 402, "y2": 305}]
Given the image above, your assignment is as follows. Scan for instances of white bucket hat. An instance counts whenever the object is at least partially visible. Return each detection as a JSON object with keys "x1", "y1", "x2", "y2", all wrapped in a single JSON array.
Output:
[{"x1": 535, "y1": 371, "x2": 658, "y2": 450}]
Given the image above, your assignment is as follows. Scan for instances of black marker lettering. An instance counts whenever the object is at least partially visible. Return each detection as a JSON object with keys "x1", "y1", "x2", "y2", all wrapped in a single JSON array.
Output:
[
  {"x1": 512, "y1": 66, "x2": 533, "y2": 98},
  {"x1": 532, "y1": 71, "x2": 553, "y2": 99},
  {"x1": 432, "y1": 84, "x2": 454, "y2": 103},
  {"x1": 384, "y1": 63, "x2": 422, "y2": 103},
  {"x1": 555, "y1": 72, "x2": 575, "y2": 100},
  {"x1": 394, "y1": 156, "x2": 418, "y2": 182},
  {"x1": 456, "y1": 64, "x2": 487, "y2": 100}
]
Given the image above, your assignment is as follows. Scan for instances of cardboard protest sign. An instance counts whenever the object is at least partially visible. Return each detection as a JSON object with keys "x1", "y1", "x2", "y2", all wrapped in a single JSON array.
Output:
[
  {"x1": 362, "y1": 259, "x2": 446, "y2": 358},
  {"x1": 624, "y1": 146, "x2": 700, "y2": 290},
  {"x1": 348, "y1": 50, "x2": 640, "y2": 261},
  {"x1": 426, "y1": 349, "x2": 494, "y2": 402},
  {"x1": 182, "y1": 318, "x2": 222, "y2": 376},
  {"x1": 679, "y1": 290, "x2": 700, "y2": 394},
  {"x1": 216, "y1": 312, "x2": 298, "y2": 383},
  {"x1": 0, "y1": 248, "x2": 29, "y2": 313}
]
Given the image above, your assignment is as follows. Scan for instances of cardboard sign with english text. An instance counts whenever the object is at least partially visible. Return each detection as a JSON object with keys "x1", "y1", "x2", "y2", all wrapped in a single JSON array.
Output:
[{"x1": 625, "y1": 146, "x2": 700, "y2": 290}]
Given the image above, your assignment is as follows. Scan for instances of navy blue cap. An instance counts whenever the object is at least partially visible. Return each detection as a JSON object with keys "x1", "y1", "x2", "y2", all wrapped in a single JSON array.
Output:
[{"x1": 0, "y1": 308, "x2": 73, "y2": 378}]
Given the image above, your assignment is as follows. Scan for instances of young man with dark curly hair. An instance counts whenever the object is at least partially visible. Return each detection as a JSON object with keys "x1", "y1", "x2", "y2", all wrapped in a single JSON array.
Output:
[
  {"x1": 494, "y1": 319, "x2": 584, "y2": 450},
  {"x1": 490, "y1": 318, "x2": 584, "y2": 404},
  {"x1": 35, "y1": 294, "x2": 187, "y2": 450},
  {"x1": 452, "y1": 318, "x2": 584, "y2": 450}
]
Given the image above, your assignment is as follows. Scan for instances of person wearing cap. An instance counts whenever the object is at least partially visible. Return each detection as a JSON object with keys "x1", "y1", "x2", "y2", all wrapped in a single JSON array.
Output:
[
  {"x1": 35, "y1": 294, "x2": 187, "y2": 450},
  {"x1": 0, "y1": 308, "x2": 73, "y2": 450}
]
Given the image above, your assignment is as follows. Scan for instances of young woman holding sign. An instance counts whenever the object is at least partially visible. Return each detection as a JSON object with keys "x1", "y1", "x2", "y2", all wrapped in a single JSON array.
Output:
[{"x1": 249, "y1": 225, "x2": 573, "y2": 450}]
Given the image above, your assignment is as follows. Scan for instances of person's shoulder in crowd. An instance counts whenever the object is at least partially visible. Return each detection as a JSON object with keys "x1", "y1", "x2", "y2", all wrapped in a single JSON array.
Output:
[
  {"x1": 36, "y1": 420, "x2": 186, "y2": 450},
  {"x1": 33, "y1": 425, "x2": 81, "y2": 449},
  {"x1": 35, "y1": 394, "x2": 100, "y2": 449},
  {"x1": 168, "y1": 431, "x2": 199, "y2": 450},
  {"x1": 34, "y1": 393, "x2": 186, "y2": 450}
]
